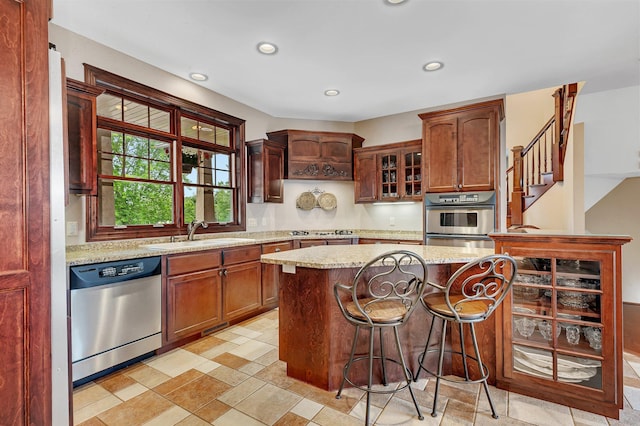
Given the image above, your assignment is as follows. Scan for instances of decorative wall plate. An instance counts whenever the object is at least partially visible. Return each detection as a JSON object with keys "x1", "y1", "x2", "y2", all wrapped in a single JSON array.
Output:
[
  {"x1": 317, "y1": 192, "x2": 337, "y2": 211},
  {"x1": 296, "y1": 191, "x2": 316, "y2": 211}
]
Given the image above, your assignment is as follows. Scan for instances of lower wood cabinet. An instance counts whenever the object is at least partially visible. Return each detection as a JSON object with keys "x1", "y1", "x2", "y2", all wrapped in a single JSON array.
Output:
[
  {"x1": 295, "y1": 238, "x2": 353, "y2": 249},
  {"x1": 358, "y1": 238, "x2": 421, "y2": 245},
  {"x1": 221, "y1": 245, "x2": 262, "y2": 321},
  {"x1": 165, "y1": 250, "x2": 223, "y2": 343},
  {"x1": 262, "y1": 241, "x2": 293, "y2": 308}
]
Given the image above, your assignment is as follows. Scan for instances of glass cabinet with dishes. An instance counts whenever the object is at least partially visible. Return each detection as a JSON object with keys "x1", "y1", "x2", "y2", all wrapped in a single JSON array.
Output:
[
  {"x1": 353, "y1": 139, "x2": 422, "y2": 203},
  {"x1": 492, "y1": 233, "x2": 631, "y2": 419}
]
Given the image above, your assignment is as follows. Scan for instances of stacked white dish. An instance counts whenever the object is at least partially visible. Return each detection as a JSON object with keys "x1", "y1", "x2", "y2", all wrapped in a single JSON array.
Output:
[{"x1": 513, "y1": 345, "x2": 600, "y2": 383}]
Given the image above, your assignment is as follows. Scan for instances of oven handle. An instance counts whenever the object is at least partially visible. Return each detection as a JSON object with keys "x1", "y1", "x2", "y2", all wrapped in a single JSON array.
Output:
[{"x1": 425, "y1": 233, "x2": 491, "y2": 240}]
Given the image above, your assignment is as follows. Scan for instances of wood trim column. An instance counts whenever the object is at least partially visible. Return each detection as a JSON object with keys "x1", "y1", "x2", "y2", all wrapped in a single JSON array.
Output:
[{"x1": 624, "y1": 302, "x2": 640, "y2": 356}]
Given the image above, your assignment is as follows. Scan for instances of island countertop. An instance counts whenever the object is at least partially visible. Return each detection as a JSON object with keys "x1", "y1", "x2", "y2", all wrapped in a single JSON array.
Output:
[{"x1": 260, "y1": 243, "x2": 494, "y2": 269}]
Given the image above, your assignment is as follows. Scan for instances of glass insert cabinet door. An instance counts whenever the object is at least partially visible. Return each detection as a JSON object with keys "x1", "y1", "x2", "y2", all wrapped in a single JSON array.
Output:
[{"x1": 504, "y1": 250, "x2": 613, "y2": 394}]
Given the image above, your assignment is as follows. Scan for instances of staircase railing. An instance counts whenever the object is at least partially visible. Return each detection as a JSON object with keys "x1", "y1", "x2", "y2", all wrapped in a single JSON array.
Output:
[{"x1": 507, "y1": 83, "x2": 577, "y2": 226}]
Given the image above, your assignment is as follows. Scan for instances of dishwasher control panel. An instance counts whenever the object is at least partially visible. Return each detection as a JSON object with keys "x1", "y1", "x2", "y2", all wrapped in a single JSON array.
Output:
[
  {"x1": 99, "y1": 262, "x2": 144, "y2": 278},
  {"x1": 70, "y1": 256, "x2": 162, "y2": 289}
]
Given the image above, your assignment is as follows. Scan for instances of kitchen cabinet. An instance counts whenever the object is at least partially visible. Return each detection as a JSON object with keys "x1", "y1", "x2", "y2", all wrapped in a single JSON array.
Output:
[
  {"x1": 246, "y1": 138, "x2": 286, "y2": 203},
  {"x1": 419, "y1": 99, "x2": 503, "y2": 193},
  {"x1": 261, "y1": 241, "x2": 294, "y2": 308},
  {"x1": 492, "y1": 233, "x2": 631, "y2": 419},
  {"x1": 295, "y1": 238, "x2": 354, "y2": 249},
  {"x1": 165, "y1": 250, "x2": 223, "y2": 343},
  {"x1": 267, "y1": 129, "x2": 364, "y2": 181},
  {"x1": 221, "y1": 245, "x2": 262, "y2": 321},
  {"x1": 358, "y1": 238, "x2": 421, "y2": 245},
  {"x1": 66, "y1": 78, "x2": 104, "y2": 195},
  {"x1": 353, "y1": 139, "x2": 422, "y2": 202}
]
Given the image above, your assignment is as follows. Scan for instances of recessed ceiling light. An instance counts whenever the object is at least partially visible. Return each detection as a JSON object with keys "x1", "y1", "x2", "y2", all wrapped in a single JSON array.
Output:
[
  {"x1": 257, "y1": 42, "x2": 278, "y2": 55},
  {"x1": 385, "y1": 0, "x2": 407, "y2": 5},
  {"x1": 189, "y1": 72, "x2": 208, "y2": 81},
  {"x1": 324, "y1": 89, "x2": 340, "y2": 97},
  {"x1": 423, "y1": 61, "x2": 443, "y2": 72}
]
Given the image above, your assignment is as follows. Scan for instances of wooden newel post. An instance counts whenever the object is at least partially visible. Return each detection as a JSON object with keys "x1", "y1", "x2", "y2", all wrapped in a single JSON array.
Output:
[{"x1": 511, "y1": 145, "x2": 524, "y2": 226}]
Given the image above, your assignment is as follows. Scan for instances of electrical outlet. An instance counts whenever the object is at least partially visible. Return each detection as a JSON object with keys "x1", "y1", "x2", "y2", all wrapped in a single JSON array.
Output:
[
  {"x1": 262, "y1": 217, "x2": 268, "y2": 226},
  {"x1": 389, "y1": 216, "x2": 396, "y2": 226},
  {"x1": 247, "y1": 218, "x2": 257, "y2": 227},
  {"x1": 66, "y1": 221, "x2": 78, "y2": 236}
]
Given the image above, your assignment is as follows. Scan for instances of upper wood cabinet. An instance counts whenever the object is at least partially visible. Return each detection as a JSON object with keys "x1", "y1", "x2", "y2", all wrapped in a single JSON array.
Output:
[
  {"x1": 353, "y1": 139, "x2": 422, "y2": 203},
  {"x1": 246, "y1": 138, "x2": 286, "y2": 203},
  {"x1": 419, "y1": 99, "x2": 503, "y2": 193},
  {"x1": 66, "y1": 78, "x2": 104, "y2": 195},
  {"x1": 266, "y1": 129, "x2": 364, "y2": 181}
]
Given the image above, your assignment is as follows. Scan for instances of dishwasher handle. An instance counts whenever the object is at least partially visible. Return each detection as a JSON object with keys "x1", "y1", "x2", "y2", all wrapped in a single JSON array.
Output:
[{"x1": 70, "y1": 256, "x2": 162, "y2": 290}]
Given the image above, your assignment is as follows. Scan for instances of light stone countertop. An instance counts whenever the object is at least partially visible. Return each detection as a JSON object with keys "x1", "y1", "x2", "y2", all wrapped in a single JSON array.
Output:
[
  {"x1": 260, "y1": 243, "x2": 494, "y2": 269},
  {"x1": 65, "y1": 230, "x2": 423, "y2": 266}
]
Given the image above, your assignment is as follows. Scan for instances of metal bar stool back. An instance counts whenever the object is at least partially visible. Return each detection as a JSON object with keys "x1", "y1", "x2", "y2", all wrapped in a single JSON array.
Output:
[
  {"x1": 334, "y1": 250, "x2": 429, "y2": 425},
  {"x1": 413, "y1": 254, "x2": 517, "y2": 419}
]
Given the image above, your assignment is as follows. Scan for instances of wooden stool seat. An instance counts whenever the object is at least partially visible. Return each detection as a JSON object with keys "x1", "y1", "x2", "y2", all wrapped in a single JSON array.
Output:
[
  {"x1": 345, "y1": 298, "x2": 408, "y2": 323},
  {"x1": 422, "y1": 293, "x2": 491, "y2": 321}
]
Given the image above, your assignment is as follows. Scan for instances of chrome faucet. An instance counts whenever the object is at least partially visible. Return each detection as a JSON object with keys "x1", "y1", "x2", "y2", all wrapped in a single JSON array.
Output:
[{"x1": 187, "y1": 220, "x2": 209, "y2": 240}]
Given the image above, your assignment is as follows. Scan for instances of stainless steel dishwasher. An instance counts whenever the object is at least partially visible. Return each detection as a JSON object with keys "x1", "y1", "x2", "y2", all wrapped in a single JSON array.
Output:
[{"x1": 70, "y1": 256, "x2": 162, "y2": 384}]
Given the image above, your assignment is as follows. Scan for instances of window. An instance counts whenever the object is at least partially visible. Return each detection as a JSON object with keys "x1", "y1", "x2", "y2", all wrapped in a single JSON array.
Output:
[{"x1": 85, "y1": 65, "x2": 245, "y2": 241}]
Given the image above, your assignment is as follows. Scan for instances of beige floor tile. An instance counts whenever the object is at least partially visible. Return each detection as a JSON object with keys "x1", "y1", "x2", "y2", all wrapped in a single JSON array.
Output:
[
  {"x1": 217, "y1": 376, "x2": 266, "y2": 406},
  {"x1": 144, "y1": 348, "x2": 214, "y2": 377},
  {"x1": 238, "y1": 361, "x2": 267, "y2": 376},
  {"x1": 95, "y1": 372, "x2": 137, "y2": 394},
  {"x1": 290, "y1": 397, "x2": 324, "y2": 420},
  {"x1": 254, "y1": 361, "x2": 299, "y2": 389},
  {"x1": 76, "y1": 417, "x2": 107, "y2": 426},
  {"x1": 175, "y1": 415, "x2": 213, "y2": 426},
  {"x1": 114, "y1": 382, "x2": 148, "y2": 401},
  {"x1": 229, "y1": 339, "x2": 277, "y2": 361},
  {"x1": 193, "y1": 399, "x2": 232, "y2": 423},
  {"x1": 153, "y1": 369, "x2": 204, "y2": 396},
  {"x1": 73, "y1": 383, "x2": 113, "y2": 411},
  {"x1": 164, "y1": 374, "x2": 231, "y2": 412},
  {"x1": 235, "y1": 383, "x2": 302, "y2": 425},
  {"x1": 96, "y1": 391, "x2": 174, "y2": 426},
  {"x1": 570, "y1": 407, "x2": 609, "y2": 426},
  {"x1": 273, "y1": 412, "x2": 309, "y2": 426},
  {"x1": 141, "y1": 405, "x2": 190, "y2": 425},
  {"x1": 476, "y1": 384, "x2": 507, "y2": 418},
  {"x1": 254, "y1": 348, "x2": 279, "y2": 366},
  {"x1": 125, "y1": 364, "x2": 172, "y2": 389},
  {"x1": 213, "y1": 352, "x2": 251, "y2": 369},
  {"x1": 227, "y1": 325, "x2": 263, "y2": 339},
  {"x1": 624, "y1": 384, "x2": 640, "y2": 410},
  {"x1": 349, "y1": 399, "x2": 384, "y2": 424},
  {"x1": 312, "y1": 406, "x2": 363, "y2": 426},
  {"x1": 73, "y1": 394, "x2": 122, "y2": 425},
  {"x1": 375, "y1": 397, "x2": 436, "y2": 426},
  {"x1": 207, "y1": 364, "x2": 251, "y2": 386},
  {"x1": 508, "y1": 392, "x2": 573, "y2": 426},
  {"x1": 183, "y1": 335, "x2": 228, "y2": 355},
  {"x1": 212, "y1": 408, "x2": 267, "y2": 426},
  {"x1": 198, "y1": 341, "x2": 240, "y2": 360}
]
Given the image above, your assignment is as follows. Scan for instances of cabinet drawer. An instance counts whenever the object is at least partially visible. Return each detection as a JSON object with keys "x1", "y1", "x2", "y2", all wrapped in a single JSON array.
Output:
[
  {"x1": 167, "y1": 250, "x2": 222, "y2": 276},
  {"x1": 223, "y1": 245, "x2": 261, "y2": 265},
  {"x1": 262, "y1": 241, "x2": 293, "y2": 254}
]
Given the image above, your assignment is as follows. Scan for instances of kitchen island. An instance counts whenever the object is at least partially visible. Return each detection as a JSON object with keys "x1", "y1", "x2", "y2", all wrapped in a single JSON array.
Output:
[{"x1": 261, "y1": 244, "x2": 493, "y2": 390}]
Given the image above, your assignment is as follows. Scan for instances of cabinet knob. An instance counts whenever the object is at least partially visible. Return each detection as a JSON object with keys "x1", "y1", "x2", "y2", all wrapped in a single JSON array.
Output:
[{"x1": 275, "y1": 248, "x2": 281, "y2": 252}]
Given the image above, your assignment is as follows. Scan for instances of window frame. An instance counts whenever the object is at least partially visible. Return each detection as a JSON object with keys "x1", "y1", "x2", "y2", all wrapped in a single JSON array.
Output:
[{"x1": 84, "y1": 65, "x2": 246, "y2": 241}]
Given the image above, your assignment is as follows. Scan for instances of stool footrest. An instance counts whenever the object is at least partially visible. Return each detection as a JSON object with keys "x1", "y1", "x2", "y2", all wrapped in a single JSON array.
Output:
[
  {"x1": 342, "y1": 355, "x2": 413, "y2": 394},
  {"x1": 416, "y1": 347, "x2": 490, "y2": 384}
]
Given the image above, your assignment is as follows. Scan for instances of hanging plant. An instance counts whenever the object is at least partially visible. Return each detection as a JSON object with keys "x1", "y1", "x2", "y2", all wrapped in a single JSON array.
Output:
[{"x1": 182, "y1": 152, "x2": 199, "y2": 173}]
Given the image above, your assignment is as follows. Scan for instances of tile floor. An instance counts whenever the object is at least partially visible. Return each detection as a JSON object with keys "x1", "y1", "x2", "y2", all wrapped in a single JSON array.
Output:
[{"x1": 73, "y1": 309, "x2": 640, "y2": 425}]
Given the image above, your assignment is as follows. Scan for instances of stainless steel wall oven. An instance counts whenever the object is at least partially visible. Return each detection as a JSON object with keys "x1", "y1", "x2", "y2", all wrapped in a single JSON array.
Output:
[{"x1": 424, "y1": 191, "x2": 496, "y2": 248}]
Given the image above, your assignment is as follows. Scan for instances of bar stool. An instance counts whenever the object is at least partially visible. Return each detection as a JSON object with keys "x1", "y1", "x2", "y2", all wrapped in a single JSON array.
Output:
[
  {"x1": 334, "y1": 250, "x2": 428, "y2": 425},
  {"x1": 413, "y1": 254, "x2": 517, "y2": 418}
]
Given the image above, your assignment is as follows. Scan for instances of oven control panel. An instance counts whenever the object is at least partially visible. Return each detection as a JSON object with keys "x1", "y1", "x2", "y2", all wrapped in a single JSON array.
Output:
[{"x1": 425, "y1": 191, "x2": 495, "y2": 206}]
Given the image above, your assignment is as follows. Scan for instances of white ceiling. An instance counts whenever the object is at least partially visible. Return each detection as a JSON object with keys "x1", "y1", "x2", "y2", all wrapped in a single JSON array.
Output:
[{"x1": 51, "y1": 0, "x2": 639, "y2": 122}]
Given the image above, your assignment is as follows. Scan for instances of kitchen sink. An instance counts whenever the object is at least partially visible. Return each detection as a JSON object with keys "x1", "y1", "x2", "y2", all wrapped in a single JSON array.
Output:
[{"x1": 142, "y1": 237, "x2": 256, "y2": 251}]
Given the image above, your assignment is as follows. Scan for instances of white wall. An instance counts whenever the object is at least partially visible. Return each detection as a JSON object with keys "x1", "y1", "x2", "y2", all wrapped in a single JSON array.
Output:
[{"x1": 574, "y1": 85, "x2": 640, "y2": 210}]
